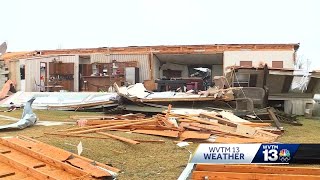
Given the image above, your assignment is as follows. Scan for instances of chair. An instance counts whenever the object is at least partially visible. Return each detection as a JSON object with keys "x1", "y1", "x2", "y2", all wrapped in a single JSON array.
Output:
[{"x1": 233, "y1": 87, "x2": 266, "y2": 109}]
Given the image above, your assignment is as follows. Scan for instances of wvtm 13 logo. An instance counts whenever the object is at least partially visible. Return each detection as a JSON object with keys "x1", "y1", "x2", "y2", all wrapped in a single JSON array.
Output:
[{"x1": 262, "y1": 145, "x2": 291, "y2": 163}]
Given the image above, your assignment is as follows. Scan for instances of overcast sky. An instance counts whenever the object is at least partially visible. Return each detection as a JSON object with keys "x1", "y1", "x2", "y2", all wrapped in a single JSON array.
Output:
[{"x1": 1, "y1": 0, "x2": 319, "y2": 69}]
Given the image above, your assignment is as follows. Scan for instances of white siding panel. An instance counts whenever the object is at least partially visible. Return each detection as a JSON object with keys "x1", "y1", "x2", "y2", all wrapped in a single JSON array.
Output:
[
  {"x1": 223, "y1": 50, "x2": 295, "y2": 72},
  {"x1": 25, "y1": 59, "x2": 40, "y2": 92},
  {"x1": 8, "y1": 60, "x2": 21, "y2": 90},
  {"x1": 110, "y1": 54, "x2": 150, "y2": 82},
  {"x1": 91, "y1": 54, "x2": 109, "y2": 63}
]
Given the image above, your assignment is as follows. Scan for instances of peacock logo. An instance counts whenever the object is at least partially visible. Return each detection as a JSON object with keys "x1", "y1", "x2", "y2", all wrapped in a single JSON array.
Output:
[{"x1": 279, "y1": 149, "x2": 291, "y2": 162}]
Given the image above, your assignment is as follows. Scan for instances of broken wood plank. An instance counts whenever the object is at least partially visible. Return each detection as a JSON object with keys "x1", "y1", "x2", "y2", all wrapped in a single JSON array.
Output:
[
  {"x1": 0, "y1": 152, "x2": 57, "y2": 180},
  {"x1": 66, "y1": 158, "x2": 110, "y2": 178},
  {"x1": 179, "y1": 131, "x2": 211, "y2": 141},
  {"x1": 132, "y1": 139, "x2": 165, "y2": 143},
  {"x1": 18, "y1": 135, "x2": 120, "y2": 173},
  {"x1": 96, "y1": 132, "x2": 140, "y2": 145},
  {"x1": 69, "y1": 119, "x2": 157, "y2": 134},
  {"x1": 267, "y1": 107, "x2": 283, "y2": 129},
  {"x1": 240, "y1": 122, "x2": 272, "y2": 127},
  {"x1": 0, "y1": 137, "x2": 91, "y2": 177},
  {"x1": 132, "y1": 130, "x2": 179, "y2": 138},
  {"x1": 84, "y1": 120, "x2": 140, "y2": 125},
  {"x1": 200, "y1": 113, "x2": 238, "y2": 127},
  {"x1": 219, "y1": 111, "x2": 251, "y2": 123},
  {"x1": 58, "y1": 120, "x2": 138, "y2": 133}
]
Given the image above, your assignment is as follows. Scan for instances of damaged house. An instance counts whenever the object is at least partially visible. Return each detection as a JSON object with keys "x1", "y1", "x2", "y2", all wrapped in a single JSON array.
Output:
[{"x1": 1, "y1": 43, "x2": 299, "y2": 93}]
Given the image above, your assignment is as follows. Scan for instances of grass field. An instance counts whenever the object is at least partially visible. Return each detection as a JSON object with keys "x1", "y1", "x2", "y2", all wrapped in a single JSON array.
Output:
[{"x1": 0, "y1": 110, "x2": 319, "y2": 180}]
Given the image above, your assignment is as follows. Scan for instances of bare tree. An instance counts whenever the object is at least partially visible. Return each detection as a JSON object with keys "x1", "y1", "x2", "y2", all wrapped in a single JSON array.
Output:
[{"x1": 295, "y1": 54, "x2": 311, "y2": 70}]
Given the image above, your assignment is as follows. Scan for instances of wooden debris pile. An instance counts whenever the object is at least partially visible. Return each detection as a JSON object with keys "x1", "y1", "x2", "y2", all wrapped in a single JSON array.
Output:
[
  {"x1": 191, "y1": 164, "x2": 320, "y2": 179},
  {"x1": 0, "y1": 136, "x2": 120, "y2": 179},
  {"x1": 48, "y1": 110, "x2": 281, "y2": 144}
]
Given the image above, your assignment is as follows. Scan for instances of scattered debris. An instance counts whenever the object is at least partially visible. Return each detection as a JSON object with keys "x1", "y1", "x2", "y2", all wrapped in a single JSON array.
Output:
[
  {"x1": 191, "y1": 164, "x2": 320, "y2": 179},
  {"x1": 47, "y1": 107, "x2": 281, "y2": 144}
]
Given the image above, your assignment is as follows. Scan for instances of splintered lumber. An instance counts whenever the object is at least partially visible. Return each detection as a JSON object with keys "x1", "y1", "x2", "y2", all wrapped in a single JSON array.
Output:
[
  {"x1": 240, "y1": 122, "x2": 272, "y2": 127},
  {"x1": 45, "y1": 132, "x2": 112, "y2": 139},
  {"x1": 179, "y1": 131, "x2": 211, "y2": 141},
  {"x1": 84, "y1": 120, "x2": 140, "y2": 125},
  {"x1": 132, "y1": 139, "x2": 165, "y2": 143},
  {"x1": 178, "y1": 115, "x2": 220, "y2": 127},
  {"x1": 97, "y1": 132, "x2": 140, "y2": 144},
  {"x1": 69, "y1": 119, "x2": 158, "y2": 134},
  {"x1": 124, "y1": 125, "x2": 179, "y2": 131},
  {"x1": 267, "y1": 107, "x2": 283, "y2": 129},
  {"x1": 58, "y1": 120, "x2": 140, "y2": 133},
  {"x1": 45, "y1": 132, "x2": 163, "y2": 143},
  {"x1": 192, "y1": 164, "x2": 320, "y2": 180},
  {"x1": 179, "y1": 122, "x2": 201, "y2": 131},
  {"x1": 132, "y1": 130, "x2": 179, "y2": 138},
  {"x1": 218, "y1": 111, "x2": 251, "y2": 123},
  {"x1": 200, "y1": 113, "x2": 238, "y2": 127}
]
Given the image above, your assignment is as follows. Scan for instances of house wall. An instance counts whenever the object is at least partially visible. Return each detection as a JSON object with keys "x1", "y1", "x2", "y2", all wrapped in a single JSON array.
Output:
[
  {"x1": 24, "y1": 55, "x2": 79, "y2": 92},
  {"x1": 90, "y1": 54, "x2": 150, "y2": 82},
  {"x1": 8, "y1": 60, "x2": 20, "y2": 90},
  {"x1": 223, "y1": 50, "x2": 295, "y2": 70}
]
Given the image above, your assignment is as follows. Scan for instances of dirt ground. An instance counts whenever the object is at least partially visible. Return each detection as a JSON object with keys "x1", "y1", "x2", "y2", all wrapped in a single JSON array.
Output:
[{"x1": 0, "y1": 109, "x2": 320, "y2": 180}]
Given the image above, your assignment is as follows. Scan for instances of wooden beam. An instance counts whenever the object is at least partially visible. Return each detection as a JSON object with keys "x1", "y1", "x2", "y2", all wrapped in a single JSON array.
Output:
[
  {"x1": 132, "y1": 130, "x2": 179, "y2": 138},
  {"x1": 57, "y1": 120, "x2": 141, "y2": 133},
  {"x1": 179, "y1": 131, "x2": 211, "y2": 141},
  {"x1": 69, "y1": 119, "x2": 157, "y2": 134},
  {"x1": 96, "y1": 132, "x2": 140, "y2": 145},
  {"x1": 18, "y1": 135, "x2": 120, "y2": 173},
  {"x1": 267, "y1": 107, "x2": 282, "y2": 129},
  {"x1": 0, "y1": 152, "x2": 57, "y2": 180},
  {"x1": 0, "y1": 137, "x2": 90, "y2": 177},
  {"x1": 200, "y1": 113, "x2": 238, "y2": 127}
]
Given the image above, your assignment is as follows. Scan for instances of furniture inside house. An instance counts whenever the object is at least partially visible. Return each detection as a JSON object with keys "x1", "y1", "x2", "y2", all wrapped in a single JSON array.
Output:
[
  {"x1": 80, "y1": 61, "x2": 138, "y2": 92},
  {"x1": 233, "y1": 87, "x2": 266, "y2": 108},
  {"x1": 48, "y1": 62, "x2": 74, "y2": 91}
]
